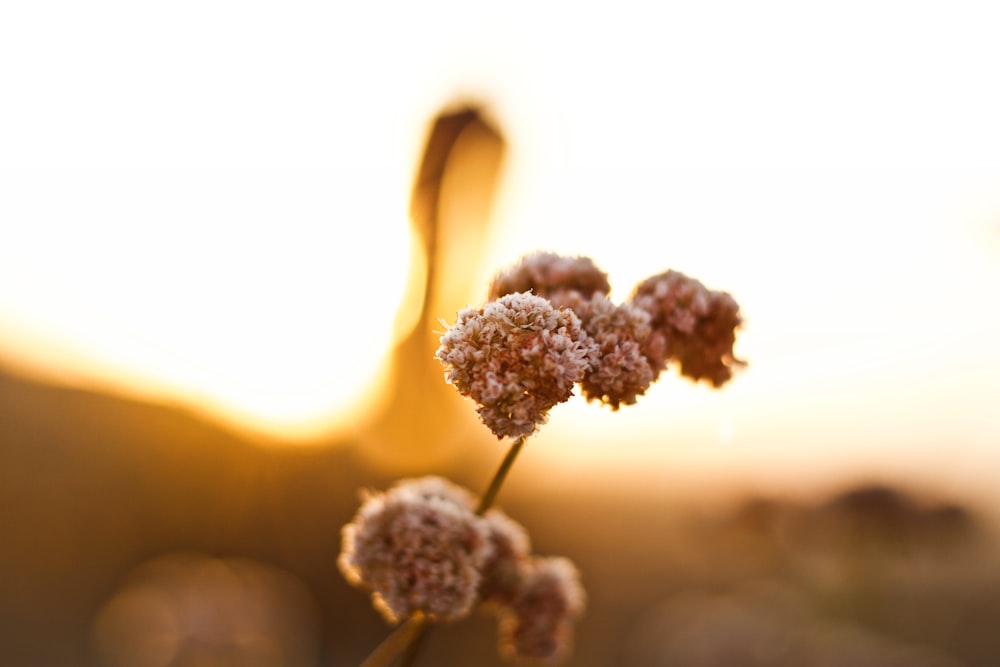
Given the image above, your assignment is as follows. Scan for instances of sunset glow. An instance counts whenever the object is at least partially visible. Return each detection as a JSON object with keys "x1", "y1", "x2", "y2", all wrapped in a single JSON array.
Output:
[{"x1": 1, "y1": 3, "x2": 999, "y2": 499}]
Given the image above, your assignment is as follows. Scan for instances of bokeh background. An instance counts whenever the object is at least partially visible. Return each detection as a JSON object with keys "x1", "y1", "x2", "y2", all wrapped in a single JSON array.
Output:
[{"x1": 3, "y1": 2, "x2": 1000, "y2": 666}]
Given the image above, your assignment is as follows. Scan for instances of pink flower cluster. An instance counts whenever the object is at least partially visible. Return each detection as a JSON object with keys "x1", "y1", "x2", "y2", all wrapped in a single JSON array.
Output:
[
  {"x1": 632, "y1": 269, "x2": 745, "y2": 387},
  {"x1": 339, "y1": 476, "x2": 585, "y2": 663},
  {"x1": 436, "y1": 292, "x2": 599, "y2": 439},
  {"x1": 438, "y1": 252, "x2": 744, "y2": 435}
]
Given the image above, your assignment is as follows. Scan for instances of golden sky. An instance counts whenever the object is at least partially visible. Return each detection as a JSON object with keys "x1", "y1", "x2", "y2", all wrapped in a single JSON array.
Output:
[{"x1": 1, "y1": 2, "x2": 999, "y2": 498}]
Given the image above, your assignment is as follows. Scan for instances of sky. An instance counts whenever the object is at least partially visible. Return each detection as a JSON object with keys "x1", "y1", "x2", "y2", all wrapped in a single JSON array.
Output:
[{"x1": 1, "y1": 2, "x2": 999, "y2": 500}]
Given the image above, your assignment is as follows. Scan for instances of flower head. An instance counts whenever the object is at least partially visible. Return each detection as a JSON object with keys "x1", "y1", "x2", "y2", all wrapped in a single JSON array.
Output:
[
  {"x1": 550, "y1": 291, "x2": 656, "y2": 410},
  {"x1": 631, "y1": 270, "x2": 744, "y2": 387},
  {"x1": 489, "y1": 251, "x2": 611, "y2": 301},
  {"x1": 436, "y1": 292, "x2": 598, "y2": 438},
  {"x1": 499, "y1": 556, "x2": 586, "y2": 663},
  {"x1": 338, "y1": 476, "x2": 491, "y2": 623}
]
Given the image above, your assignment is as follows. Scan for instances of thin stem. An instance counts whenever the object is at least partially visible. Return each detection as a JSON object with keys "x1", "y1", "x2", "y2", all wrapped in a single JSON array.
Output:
[
  {"x1": 359, "y1": 614, "x2": 427, "y2": 667},
  {"x1": 395, "y1": 619, "x2": 429, "y2": 667},
  {"x1": 476, "y1": 435, "x2": 527, "y2": 516}
]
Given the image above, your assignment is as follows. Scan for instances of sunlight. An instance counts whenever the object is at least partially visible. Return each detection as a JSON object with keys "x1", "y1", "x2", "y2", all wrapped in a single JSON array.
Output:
[
  {"x1": 0, "y1": 167, "x2": 414, "y2": 440},
  {"x1": 2, "y1": 2, "x2": 999, "y2": 476}
]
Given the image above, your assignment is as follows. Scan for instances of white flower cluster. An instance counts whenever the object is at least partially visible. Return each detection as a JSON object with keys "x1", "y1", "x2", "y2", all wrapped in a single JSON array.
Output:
[
  {"x1": 441, "y1": 252, "x2": 744, "y2": 427},
  {"x1": 339, "y1": 476, "x2": 585, "y2": 662},
  {"x1": 338, "y1": 476, "x2": 489, "y2": 623},
  {"x1": 436, "y1": 292, "x2": 599, "y2": 439},
  {"x1": 551, "y1": 291, "x2": 656, "y2": 410}
]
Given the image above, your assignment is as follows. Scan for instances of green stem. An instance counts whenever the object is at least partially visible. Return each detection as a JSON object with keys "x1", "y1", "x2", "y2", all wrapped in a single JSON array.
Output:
[{"x1": 476, "y1": 435, "x2": 527, "y2": 515}]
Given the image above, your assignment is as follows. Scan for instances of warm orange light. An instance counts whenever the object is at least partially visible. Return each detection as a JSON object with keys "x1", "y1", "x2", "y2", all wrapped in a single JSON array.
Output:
[
  {"x1": 0, "y1": 168, "x2": 415, "y2": 441},
  {"x1": 1, "y1": 4, "x2": 999, "y2": 495}
]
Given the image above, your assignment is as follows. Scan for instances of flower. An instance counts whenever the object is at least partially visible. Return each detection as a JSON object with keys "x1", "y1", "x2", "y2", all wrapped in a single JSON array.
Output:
[
  {"x1": 498, "y1": 556, "x2": 586, "y2": 663},
  {"x1": 478, "y1": 509, "x2": 532, "y2": 606},
  {"x1": 550, "y1": 291, "x2": 657, "y2": 410},
  {"x1": 436, "y1": 292, "x2": 598, "y2": 438},
  {"x1": 338, "y1": 476, "x2": 491, "y2": 623},
  {"x1": 631, "y1": 270, "x2": 744, "y2": 387},
  {"x1": 489, "y1": 251, "x2": 611, "y2": 301}
]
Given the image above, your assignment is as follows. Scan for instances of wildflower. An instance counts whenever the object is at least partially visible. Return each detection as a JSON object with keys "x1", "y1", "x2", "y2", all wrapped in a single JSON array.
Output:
[
  {"x1": 338, "y1": 476, "x2": 492, "y2": 623},
  {"x1": 551, "y1": 291, "x2": 656, "y2": 409},
  {"x1": 478, "y1": 510, "x2": 532, "y2": 606},
  {"x1": 631, "y1": 270, "x2": 744, "y2": 387},
  {"x1": 498, "y1": 556, "x2": 586, "y2": 663},
  {"x1": 489, "y1": 251, "x2": 611, "y2": 301},
  {"x1": 436, "y1": 292, "x2": 598, "y2": 438}
]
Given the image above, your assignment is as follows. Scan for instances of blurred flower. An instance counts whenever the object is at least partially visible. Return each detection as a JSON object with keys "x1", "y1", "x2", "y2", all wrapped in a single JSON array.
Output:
[
  {"x1": 436, "y1": 292, "x2": 598, "y2": 438},
  {"x1": 488, "y1": 251, "x2": 610, "y2": 301},
  {"x1": 498, "y1": 556, "x2": 586, "y2": 664},
  {"x1": 91, "y1": 552, "x2": 319, "y2": 667},
  {"x1": 631, "y1": 270, "x2": 744, "y2": 387},
  {"x1": 478, "y1": 509, "x2": 533, "y2": 606},
  {"x1": 338, "y1": 476, "x2": 492, "y2": 623}
]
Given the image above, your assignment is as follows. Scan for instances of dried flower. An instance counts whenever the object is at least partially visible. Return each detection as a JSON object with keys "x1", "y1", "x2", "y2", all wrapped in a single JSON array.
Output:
[
  {"x1": 478, "y1": 510, "x2": 532, "y2": 606},
  {"x1": 338, "y1": 476, "x2": 491, "y2": 623},
  {"x1": 436, "y1": 292, "x2": 599, "y2": 439},
  {"x1": 550, "y1": 291, "x2": 657, "y2": 409},
  {"x1": 489, "y1": 251, "x2": 611, "y2": 301},
  {"x1": 631, "y1": 270, "x2": 744, "y2": 387},
  {"x1": 499, "y1": 556, "x2": 586, "y2": 663}
]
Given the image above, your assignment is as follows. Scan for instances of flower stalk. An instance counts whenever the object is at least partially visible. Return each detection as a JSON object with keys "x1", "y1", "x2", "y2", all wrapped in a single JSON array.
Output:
[{"x1": 476, "y1": 435, "x2": 527, "y2": 516}]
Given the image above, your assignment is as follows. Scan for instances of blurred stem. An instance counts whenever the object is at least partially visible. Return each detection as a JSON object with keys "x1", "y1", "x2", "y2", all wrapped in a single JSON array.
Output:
[
  {"x1": 476, "y1": 435, "x2": 527, "y2": 515},
  {"x1": 359, "y1": 614, "x2": 427, "y2": 667},
  {"x1": 395, "y1": 619, "x2": 429, "y2": 667}
]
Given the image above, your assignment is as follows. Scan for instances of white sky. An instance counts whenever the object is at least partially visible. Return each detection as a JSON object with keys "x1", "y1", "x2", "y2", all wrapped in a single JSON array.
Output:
[{"x1": 1, "y1": 2, "x2": 999, "y2": 496}]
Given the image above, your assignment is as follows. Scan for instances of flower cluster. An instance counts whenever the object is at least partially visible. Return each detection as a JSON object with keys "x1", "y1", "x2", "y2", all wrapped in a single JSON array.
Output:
[
  {"x1": 498, "y1": 557, "x2": 586, "y2": 664},
  {"x1": 337, "y1": 476, "x2": 489, "y2": 623},
  {"x1": 339, "y1": 476, "x2": 585, "y2": 663},
  {"x1": 344, "y1": 251, "x2": 744, "y2": 666},
  {"x1": 436, "y1": 292, "x2": 599, "y2": 438},
  {"x1": 552, "y1": 291, "x2": 657, "y2": 410},
  {"x1": 488, "y1": 251, "x2": 611, "y2": 301},
  {"x1": 632, "y1": 269, "x2": 745, "y2": 387},
  {"x1": 447, "y1": 251, "x2": 743, "y2": 425}
]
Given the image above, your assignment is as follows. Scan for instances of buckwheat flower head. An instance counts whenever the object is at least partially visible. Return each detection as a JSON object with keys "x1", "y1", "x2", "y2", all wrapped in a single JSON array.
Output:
[
  {"x1": 478, "y1": 509, "x2": 532, "y2": 606},
  {"x1": 550, "y1": 291, "x2": 656, "y2": 410},
  {"x1": 499, "y1": 556, "x2": 586, "y2": 664},
  {"x1": 338, "y1": 476, "x2": 491, "y2": 623},
  {"x1": 436, "y1": 292, "x2": 598, "y2": 439},
  {"x1": 489, "y1": 251, "x2": 611, "y2": 301},
  {"x1": 631, "y1": 270, "x2": 745, "y2": 387}
]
